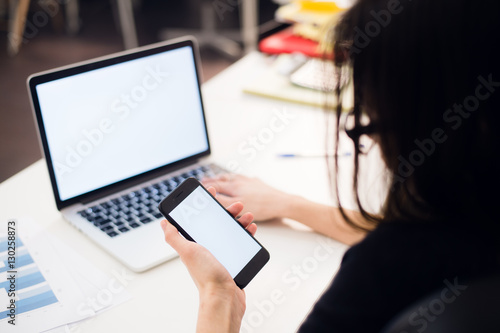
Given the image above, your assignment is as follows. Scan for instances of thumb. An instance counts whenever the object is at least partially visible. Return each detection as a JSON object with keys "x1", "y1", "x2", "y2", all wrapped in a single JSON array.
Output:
[{"x1": 161, "y1": 219, "x2": 190, "y2": 255}]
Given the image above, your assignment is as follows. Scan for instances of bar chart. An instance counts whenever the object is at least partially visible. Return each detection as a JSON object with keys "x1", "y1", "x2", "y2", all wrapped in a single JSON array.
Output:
[{"x1": 0, "y1": 236, "x2": 59, "y2": 320}]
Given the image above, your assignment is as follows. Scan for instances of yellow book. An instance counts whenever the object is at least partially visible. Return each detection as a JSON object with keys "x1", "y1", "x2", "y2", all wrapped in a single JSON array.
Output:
[{"x1": 276, "y1": 1, "x2": 346, "y2": 42}]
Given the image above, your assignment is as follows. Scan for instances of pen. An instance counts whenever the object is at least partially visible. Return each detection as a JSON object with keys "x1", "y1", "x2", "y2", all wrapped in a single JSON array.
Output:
[{"x1": 277, "y1": 152, "x2": 352, "y2": 158}]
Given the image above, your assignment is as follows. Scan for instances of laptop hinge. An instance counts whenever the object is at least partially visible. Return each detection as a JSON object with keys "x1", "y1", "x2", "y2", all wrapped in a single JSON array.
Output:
[{"x1": 80, "y1": 158, "x2": 203, "y2": 205}]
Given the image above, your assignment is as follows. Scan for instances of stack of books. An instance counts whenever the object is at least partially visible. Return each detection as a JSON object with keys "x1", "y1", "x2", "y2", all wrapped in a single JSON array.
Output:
[{"x1": 259, "y1": 0, "x2": 352, "y2": 58}]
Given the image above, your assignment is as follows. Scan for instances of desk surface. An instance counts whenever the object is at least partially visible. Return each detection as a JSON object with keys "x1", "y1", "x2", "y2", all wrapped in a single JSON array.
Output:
[{"x1": 0, "y1": 52, "x2": 386, "y2": 332}]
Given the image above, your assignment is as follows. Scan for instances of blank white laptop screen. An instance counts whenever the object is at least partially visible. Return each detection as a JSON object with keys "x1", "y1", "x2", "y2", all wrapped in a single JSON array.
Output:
[{"x1": 35, "y1": 46, "x2": 208, "y2": 201}]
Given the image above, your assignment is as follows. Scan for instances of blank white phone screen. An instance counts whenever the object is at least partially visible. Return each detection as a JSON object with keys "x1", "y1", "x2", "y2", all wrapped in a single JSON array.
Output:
[{"x1": 169, "y1": 186, "x2": 261, "y2": 278}]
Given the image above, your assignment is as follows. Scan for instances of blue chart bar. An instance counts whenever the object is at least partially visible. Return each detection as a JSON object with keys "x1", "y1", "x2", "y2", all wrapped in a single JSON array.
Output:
[{"x1": 0, "y1": 236, "x2": 59, "y2": 320}]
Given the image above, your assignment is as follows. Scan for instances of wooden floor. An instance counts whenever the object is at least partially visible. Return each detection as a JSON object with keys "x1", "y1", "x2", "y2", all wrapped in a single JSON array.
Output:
[{"x1": 0, "y1": 1, "x2": 277, "y2": 183}]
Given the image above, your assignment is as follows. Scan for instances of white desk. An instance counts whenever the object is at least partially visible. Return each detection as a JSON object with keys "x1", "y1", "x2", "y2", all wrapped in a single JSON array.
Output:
[{"x1": 0, "y1": 52, "x2": 386, "y2": 332}]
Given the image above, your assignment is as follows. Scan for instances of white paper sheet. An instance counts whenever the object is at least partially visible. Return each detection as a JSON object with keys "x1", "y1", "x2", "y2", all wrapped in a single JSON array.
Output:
[{"x1": 0, "y1": 218, "x2": 130, "y2": 333}]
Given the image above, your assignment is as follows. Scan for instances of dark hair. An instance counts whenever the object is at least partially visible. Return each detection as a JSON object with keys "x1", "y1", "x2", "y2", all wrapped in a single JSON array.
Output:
[{"x1": 330, "y1": 0, "x2": 500, "y2": 231}]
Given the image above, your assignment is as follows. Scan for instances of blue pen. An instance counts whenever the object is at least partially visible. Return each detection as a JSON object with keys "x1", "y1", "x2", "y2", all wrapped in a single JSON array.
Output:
[{"x1": 277, "y1": 152, "x2": 352, "y2": 158}]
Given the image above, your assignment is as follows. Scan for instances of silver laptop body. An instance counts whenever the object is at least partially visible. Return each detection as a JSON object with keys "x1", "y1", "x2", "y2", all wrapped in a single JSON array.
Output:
[{"x1": 28, "y1": 37, "x2": 219, "y2": 272}]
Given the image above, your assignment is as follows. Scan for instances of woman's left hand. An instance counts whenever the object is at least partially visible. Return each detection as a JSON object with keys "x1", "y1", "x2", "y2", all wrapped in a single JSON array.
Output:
[{"x1": 160, "y1": 186, "x2": 256, "y2": 333}]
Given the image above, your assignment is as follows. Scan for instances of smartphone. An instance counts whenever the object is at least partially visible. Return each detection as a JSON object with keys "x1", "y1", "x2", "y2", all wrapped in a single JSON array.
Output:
[{"x1": 158, "y1": 177, "x2": 270, "y2": 288}]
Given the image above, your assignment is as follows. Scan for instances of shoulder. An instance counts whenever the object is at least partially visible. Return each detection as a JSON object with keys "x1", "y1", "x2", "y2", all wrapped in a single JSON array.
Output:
[
  {"x1": 340, "y1": 221, "x2": 497, "y2": 300},
  {"x1": 345, "y1": 221, "x2": 496, "y2": 275},
  {"x1": 298, "y1": 222, "x2": 499, "y2": 333}
]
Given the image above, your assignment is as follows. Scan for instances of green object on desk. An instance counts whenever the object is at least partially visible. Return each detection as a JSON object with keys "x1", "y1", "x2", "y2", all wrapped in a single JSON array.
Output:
[{"x1": 243, "y1": 54, "x2": 353, "y2": 109}]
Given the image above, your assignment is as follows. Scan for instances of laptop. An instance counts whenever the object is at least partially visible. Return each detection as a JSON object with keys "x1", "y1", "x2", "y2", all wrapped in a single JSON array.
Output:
[{"x1": 27, "y1": 37, "x2": 224, "y2": 272}]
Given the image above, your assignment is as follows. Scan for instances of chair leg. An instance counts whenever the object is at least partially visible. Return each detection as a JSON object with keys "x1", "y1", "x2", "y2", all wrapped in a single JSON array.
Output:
[
  {"x1": 65, "y1": 0, "x2": 80, "y2": 35},
  {"x1": 0, "y1": 0, "x2": 7, "y2": 19},
  {"x1": 7, "y1": 0, "x2": 30, "y2": 56},
  {"x1": 116, "y1": 0, "x2": 138, "y2": 49},
  {"x1": 240, "y1": 0, "x2": 259, "y2": 54}
]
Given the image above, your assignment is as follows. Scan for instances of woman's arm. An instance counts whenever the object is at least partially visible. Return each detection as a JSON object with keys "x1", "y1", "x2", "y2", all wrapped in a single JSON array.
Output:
[
  {"x1": 283, "y1": 194, "x2": 371, "y2": 245},
  {"x1": 196, "y1": 286, "x2": 246, "y2": 333},
  {"x1": 203, "y1": 175, "x2": 371, "y2": 246}
]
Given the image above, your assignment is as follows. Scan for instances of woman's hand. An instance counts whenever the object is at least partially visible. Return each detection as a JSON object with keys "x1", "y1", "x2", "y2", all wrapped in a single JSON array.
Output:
[
  {"x1": 202, "y1": 174, "x2": 291, "y2": 221},
  {"x1": 160, "y1": 186, "x2": 256, "y2": 333},
  {"x1": 204, "y1": 174, "x2": 369, "y2": 245}
]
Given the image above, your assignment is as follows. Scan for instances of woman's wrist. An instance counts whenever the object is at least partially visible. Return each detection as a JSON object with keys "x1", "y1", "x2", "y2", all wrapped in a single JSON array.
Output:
[
  {"x1": 197, "y1": 285, "x2": 245, "y2": 333},
  {"x1": 276, "y1": 193, "x2": 304, "y2": 221},
  {"x1": 277, "y1": 194, "x2": 369, "y2": 245}
]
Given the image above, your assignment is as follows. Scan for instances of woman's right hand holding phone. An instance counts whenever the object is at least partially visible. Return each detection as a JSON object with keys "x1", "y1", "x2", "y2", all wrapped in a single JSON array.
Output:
[{"x1": 160, "y1": 186, "x2": 256, "y2": 333}]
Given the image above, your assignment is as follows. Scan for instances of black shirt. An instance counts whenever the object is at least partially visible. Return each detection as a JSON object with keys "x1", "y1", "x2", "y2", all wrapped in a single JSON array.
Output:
[{"x1": 298, "y1": 221, "x2": 499, "y2": 332}]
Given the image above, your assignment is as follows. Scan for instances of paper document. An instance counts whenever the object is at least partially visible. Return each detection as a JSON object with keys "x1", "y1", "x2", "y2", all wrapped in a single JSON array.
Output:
[{"x1": 0, "y1": 218, "x2": 131, "y2": 332}]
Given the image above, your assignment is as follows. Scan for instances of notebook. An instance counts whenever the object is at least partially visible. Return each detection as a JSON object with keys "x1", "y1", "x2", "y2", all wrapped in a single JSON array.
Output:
[
  {"x1": 243, "y1": 53, "x2": 354, "y2": 109},
  {"x1": 27, "y1": 37, "x2": 222, "y2": 272}
]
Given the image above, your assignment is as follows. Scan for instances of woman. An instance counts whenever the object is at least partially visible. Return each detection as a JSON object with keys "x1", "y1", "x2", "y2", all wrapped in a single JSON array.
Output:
[{"x1": 161, "y1": 0, "x2": 500, "y2": 331}]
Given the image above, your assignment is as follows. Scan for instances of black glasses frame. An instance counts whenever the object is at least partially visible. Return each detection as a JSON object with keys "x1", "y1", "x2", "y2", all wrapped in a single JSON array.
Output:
[{"x1": 343, "y1": 110, "x2": 377, "y2": 154}]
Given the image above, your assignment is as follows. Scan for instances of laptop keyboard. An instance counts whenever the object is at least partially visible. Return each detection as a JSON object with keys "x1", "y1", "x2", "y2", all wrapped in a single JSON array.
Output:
[{"x1": 77, "y1": 164, "x2": 221, "y2": 238}]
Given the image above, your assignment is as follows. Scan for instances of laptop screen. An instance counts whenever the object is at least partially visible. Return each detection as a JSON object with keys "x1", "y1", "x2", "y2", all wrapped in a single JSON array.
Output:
[{"x1": 30, "y1": 41, "x2": 209, "y2": 203}]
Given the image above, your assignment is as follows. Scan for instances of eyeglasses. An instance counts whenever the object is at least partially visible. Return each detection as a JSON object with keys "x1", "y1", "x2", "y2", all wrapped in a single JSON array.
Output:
[{"x1": 343, "y1": 110, "x2": 377, "y2": 154}]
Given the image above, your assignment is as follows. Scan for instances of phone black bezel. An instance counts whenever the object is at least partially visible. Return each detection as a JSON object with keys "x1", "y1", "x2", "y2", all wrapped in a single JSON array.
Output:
[{"x1": 158, "y1": 177, "x2": 270, "y2": 289}]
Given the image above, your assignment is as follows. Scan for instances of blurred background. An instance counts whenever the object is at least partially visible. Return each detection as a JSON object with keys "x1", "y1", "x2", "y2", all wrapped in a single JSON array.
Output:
[{"x1": 0, "y1": 0, "x2": 283, "y2": 183}]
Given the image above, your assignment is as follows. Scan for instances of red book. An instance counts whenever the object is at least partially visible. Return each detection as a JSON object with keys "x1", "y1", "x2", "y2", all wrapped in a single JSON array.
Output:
[{"x1": 259, "y1": 28, "x2": 328, "y2": 58}]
